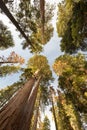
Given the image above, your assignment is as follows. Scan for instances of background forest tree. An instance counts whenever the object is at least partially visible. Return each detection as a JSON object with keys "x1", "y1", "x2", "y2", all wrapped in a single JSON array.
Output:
[
  {"x1": 53, "y1": 54, "x2": 87, "y2": 130},
  {"x1": 56, "y1": 0, "x2": 87, "y2": 54},
  {"x1": 41, "y1": 116, "x2": 51, "y2": 130},
  {"x1": 52, "y1": 0, "x2": 87, "y2": 129}
]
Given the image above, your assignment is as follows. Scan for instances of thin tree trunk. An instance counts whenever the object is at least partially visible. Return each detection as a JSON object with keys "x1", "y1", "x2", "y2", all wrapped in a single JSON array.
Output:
[
  {"x1": 51, "y1": 97, "x2": 58, "y2": 130},
  {"x1": 0, "y1": 61, "x2": 20, "y2": 64},
  {"x1": 50, "y1": 87, "x2": 58, "y2": 130},
  {"x1": 0, "y1": 77, "x2": 36, "y2": 130},
  {"x1": 40, "y1": 0, "x2": 45, "y2": 43}
]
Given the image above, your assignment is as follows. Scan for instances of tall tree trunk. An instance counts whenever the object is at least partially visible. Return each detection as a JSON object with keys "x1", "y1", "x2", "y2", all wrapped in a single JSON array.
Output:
[
  {"x1": 0, "y1": 77, "x2": 36, "y2": 130},
  {"x1": 10, "y1": 76, "x2": 41, "y2": 130}
]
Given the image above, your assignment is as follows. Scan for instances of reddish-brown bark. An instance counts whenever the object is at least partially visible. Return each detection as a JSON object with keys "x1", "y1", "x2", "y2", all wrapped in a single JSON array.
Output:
[
  {"x1": 0, "y1": 78, "x2": 36, "y2": 130},
  {"x1": 40, "y1": 0, "x2": 45, "y2": 40},
  {"x1": 12, "y1": 77, "x2": 41, "y2": 130},
  {"x1": 40, "y1": 0, "x2": 45, "y2": 23}
]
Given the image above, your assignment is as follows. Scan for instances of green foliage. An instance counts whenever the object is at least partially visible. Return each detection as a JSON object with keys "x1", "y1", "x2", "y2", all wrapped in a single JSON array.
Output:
[
  {"x1": 15, "y1": 0, "x2": 54, "y2": 53},
  {"x1": 22, "y1": 35, "x2": 43, "y2": 53},
  {"x1": 27, "y1": 55, "x2": 53, "y2": 85},
  {"x1": 16, "y1": 0, "x2": 37, "y2": 33},
  {"x1": 57, "y1": 0, "x2": 73, "y2": 37},
  {"x1": 20, "y1": 68, "x2": 33, "y2": 81},
  {"x1": 53, "y1": 53, "x2": 87, "y2": 113},
  {"x1": 57, "y1": 94, "x2": 73, "y2": 130},
  {"x1": 0, "y1": 20, "x2": 14, "y2": 49},
  {"x1": 41, "y1": 116, "x2": 50, "y2": 130},
  {"x1": 56, "y1": 0, "x2": 87, "y2": 53},
  {"x1": 64, "y1": 94, "x2": 83, "y2": 130},
  {"x1": 0, "y1": 65, "x2": 20, "y2": 77}
]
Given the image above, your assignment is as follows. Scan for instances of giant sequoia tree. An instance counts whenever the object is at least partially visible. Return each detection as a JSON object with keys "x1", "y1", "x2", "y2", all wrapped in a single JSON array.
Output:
[
  {"x1": 0, "y1": 76, "x2": 37, "y2": 130},
  {"x1": 0, "y1": 55, "x2": 53, "y2": 130}
]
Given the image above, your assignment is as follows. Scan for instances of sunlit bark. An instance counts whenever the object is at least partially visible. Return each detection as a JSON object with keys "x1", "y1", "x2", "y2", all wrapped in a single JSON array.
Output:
[{"x1": 0, "y1": 77, "x2": 36, "y2": 130}]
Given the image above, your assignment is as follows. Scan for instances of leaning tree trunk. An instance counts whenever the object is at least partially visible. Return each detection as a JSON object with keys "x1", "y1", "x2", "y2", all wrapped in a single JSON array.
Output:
[
  {"x1": 0, "y1": 77, "x2": 36, "y2": 130},
  {"x1": 13, "y1": 76, "x2": 41, "y2": 130}
]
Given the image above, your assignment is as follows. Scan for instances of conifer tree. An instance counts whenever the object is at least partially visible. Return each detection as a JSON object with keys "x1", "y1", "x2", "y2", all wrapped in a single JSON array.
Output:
[
  {"x1": 41, "y1": 116, "x2": 51, "y2": 130},
  {"x1": 0, "y1": 20, "x2": 14, "y2": 49}
]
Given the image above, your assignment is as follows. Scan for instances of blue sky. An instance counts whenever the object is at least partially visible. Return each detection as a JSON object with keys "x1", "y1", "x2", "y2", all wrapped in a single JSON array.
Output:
[{"x1": 0, "y1": 0, "x2": 62, "y2": 129}]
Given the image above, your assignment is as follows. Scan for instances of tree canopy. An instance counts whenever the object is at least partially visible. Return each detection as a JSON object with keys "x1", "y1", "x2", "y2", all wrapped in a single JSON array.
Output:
[
  {"x1": 56, "y1": 0, "x2": 87, "y2": 54},
  {"x1": 53, "y1": 53, "x2": 87, "y2": 113},
  {"x1": 14, "y1": 0, "x2": 54, "y2": 53},
  {"x1": 27, "y1": 55, "x2": 53, "y2": 85}
]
